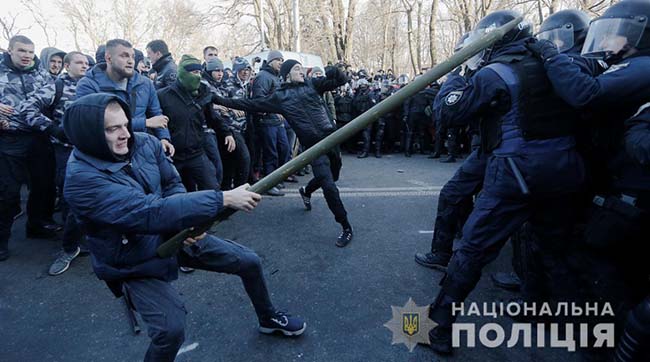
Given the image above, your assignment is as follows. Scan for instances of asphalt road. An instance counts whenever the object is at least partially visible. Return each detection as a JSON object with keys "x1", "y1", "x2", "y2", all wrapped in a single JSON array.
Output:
[{"x1": 0, "y1": 152, "x2": 581, "y2": 362}]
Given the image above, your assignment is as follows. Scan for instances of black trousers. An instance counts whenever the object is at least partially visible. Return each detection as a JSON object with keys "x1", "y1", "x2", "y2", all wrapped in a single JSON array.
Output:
[
  {"x1": 304, "y1": 153, "x2": 349, "y2": 227},
  {"x1": 53, "y1": 144, "x2": 82, "y2": 252},
  {"x1": 123, "y1": 235, "x2": 275, "y2": 362},
  {"x1": 220, "y1": 132, "x2": 250, "y2": 190},
  {"x1": 0, "y1": 133, "x2": 55, "y2": 246},
  {"x1": 174, "y1": 153, "x2": 219, "y2": 191}
]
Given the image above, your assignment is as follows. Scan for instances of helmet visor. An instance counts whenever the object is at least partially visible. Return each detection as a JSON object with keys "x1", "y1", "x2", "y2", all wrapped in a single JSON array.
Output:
[
  {"x1": 537, "y1": 27, "x2": 575, "y2": 53},
  {"x1": 462, "y1": 31, "x2": 486, "y2": 70},
  {"x1": 581, "y1": 17, "x2": 647, "y2": 59}
]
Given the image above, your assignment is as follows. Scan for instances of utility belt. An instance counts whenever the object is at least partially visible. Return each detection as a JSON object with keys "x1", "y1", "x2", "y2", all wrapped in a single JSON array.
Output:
[{"x1": 584, "y1": 191, "x2": 648, "y2": 248}]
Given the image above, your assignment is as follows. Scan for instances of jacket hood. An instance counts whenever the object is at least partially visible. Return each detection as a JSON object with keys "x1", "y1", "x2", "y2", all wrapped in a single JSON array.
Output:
[
  {"x1": 63, "y1": 93, "x2": 134, "y2": 163},
  {"x1": 260, "y1": 61, "x2": 278, "y2": 76},
  {"x1": 39, "y1": 47, "x2": 66, "y2": 73},
  {"x1": 152, "y1": 53, "x2": 174, "y2": 72}
]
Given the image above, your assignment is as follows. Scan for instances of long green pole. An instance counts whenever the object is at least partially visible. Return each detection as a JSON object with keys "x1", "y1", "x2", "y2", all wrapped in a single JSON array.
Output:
[{"x1": 157, "y1": 16, "x2": 524, "y2": 258}]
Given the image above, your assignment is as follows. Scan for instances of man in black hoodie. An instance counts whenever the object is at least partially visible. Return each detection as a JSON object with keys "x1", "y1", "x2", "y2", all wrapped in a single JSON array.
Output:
[
  {"x1": 213, "y1": 60, "x2": 354, "y2": 247},
  {"x1": 146, "y1": 39, "x2": 177, "y2": 90},
  {"x1": 157, "y1": 55, "x2": 229, "y2": 191}
]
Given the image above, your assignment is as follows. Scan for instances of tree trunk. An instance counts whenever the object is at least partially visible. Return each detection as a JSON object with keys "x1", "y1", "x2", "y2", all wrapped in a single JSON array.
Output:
[
  {"x1": 402, "y1": 0, "x2": 418, "y2": 76},
  {"x1": 416, "y1": 0, "x2": 423, "y2": 71},
  {"x1": 429, "y1": 0, "x2": 438, "y2": 66}
]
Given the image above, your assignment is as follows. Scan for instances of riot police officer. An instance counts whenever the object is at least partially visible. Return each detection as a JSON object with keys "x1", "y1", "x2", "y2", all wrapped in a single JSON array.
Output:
[
  {"x1": 427, "y1": 10, "x2": 585, "y2": 354},
  {"x1": 527, "y1": 2, "x2": 650, "y2": 359}
]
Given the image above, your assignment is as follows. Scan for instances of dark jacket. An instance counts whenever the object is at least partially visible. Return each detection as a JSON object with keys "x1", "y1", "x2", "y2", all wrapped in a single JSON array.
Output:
[
  {"x1": 151, "y1": 53, "x2": 177, "y2": 90},
  {"x1": 352, "y1": 87, "x2": 376, "y2": 118},
  {"x1": 251, "y1": 62, "x2": 283, "y2": 126},
  {"x1": 215, "y1": 66, "x2": 348, "y2": 148},
  {"x1": 63, "y1": 93, "x2": 223, "y2": 294},
  {"x1": 157, "y1": 80, "x2": 230, "y2": 161},
  {"x1": 76, "y1": 63, "x2": 170, "y2": 140}
]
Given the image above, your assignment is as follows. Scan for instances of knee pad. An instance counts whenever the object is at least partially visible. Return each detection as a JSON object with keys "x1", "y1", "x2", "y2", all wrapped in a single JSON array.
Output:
[{"x1": 615, "y1": 297, "x2": 650, "y2": 362}]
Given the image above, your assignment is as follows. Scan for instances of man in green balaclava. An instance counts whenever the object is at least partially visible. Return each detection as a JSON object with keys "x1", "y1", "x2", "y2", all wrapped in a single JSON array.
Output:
[{"x1": 157, "y1": 54, "x2": 230, "y2": 192}]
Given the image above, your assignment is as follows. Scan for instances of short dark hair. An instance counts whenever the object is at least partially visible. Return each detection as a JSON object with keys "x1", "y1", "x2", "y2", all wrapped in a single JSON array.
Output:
[
  {"x1": 203, "y1": 46, "x2": 218, "y2": 55},
  {"x1": 146, "y1": 40, "x2": 169, "y2": 55},
  {"x1": 106, "y1": 39, "x2": 133, "y2": 53},
  {"x1": 8, "y1": 35, "x2": 34, "y2": 50},
  {"x1": 64, "y1": 51, "x2": 85, "y2": 65}
]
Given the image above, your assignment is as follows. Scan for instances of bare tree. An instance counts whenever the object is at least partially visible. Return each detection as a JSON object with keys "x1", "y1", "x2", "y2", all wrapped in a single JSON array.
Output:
[{"x1": 0, "y1": 12, "x2": 30, "y2": 43}]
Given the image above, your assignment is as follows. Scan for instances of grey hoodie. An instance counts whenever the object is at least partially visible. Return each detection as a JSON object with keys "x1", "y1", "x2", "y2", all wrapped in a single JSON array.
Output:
[{"x1": 39, "y1": 47, "x2": 66, "y2": 79}]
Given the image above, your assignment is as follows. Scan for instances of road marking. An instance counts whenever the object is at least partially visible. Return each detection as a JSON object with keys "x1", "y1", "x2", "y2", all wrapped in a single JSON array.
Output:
[
  {"x1": 418, "y1": 230, "x2": 434, "y2": 234},
  {"x1": 278, "y1": 191, "x2": 440, "y2": 198},
  {"x1": 282, "y1": 186, "x2": 443, "y2": 192},
  {"x1": 176, "y1": 342, "x2": 199, "y2": 356},
  {"x1": 273, "y1": 186, "x2": 442, "y2": 198}
]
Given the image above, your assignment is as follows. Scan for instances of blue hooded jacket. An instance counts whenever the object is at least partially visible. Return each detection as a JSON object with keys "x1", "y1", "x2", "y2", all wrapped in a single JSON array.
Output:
[
  {"x1": 63, "y1": 93, "x2": 223, "y2": 294},
  {"x1": 75, "y1": 63, "x2": 171, "y2": 140}
]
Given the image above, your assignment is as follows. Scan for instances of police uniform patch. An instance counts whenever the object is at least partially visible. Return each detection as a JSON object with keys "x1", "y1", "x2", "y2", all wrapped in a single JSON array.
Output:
[{"x1": 445, "y1": 90, "x2": 463, "y2": 106}]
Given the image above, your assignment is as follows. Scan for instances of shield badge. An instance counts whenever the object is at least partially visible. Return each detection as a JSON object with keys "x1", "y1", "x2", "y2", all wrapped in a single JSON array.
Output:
[{"x1": 402, "y1": 313, "x2": 419, "y2": 336}]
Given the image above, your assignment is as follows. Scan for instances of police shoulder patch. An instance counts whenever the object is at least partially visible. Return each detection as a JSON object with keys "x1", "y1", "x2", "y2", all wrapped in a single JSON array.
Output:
[{"x1": 445, "y1": 90, "x2": 463, "y2": 106}]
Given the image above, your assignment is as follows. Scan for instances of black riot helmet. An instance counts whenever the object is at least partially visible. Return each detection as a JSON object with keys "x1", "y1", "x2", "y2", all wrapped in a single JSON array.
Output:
[
  {"x1": 582, "y1": 0, "x2": 650, "y2": 61},
  {"x1": 537, "y1": 9, "x2": 591, "y2": 52},
  {"x1": 474, "y1": 10, "x2": 532, "y2": 46},
  {"x1": 467, "y1": 10, "x2": 531, "y2": 67}
]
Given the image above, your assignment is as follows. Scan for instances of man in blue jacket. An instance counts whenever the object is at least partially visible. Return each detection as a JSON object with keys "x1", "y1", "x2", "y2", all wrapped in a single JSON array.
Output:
[
  {"x1": 75, "y1": 39, "x2": 175, "y2": 157},
  {"x1": 63, "y1": 93, "x2": 306, "y2": 362}
]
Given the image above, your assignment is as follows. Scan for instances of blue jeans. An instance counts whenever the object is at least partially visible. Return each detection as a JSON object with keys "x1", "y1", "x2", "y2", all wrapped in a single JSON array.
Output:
[
  {"x1": 258, "y1": 124, "x2": 290, "y2": 176},
  {"x1": 123, "y1": 235, "x2": 275, "y2": 362},
  {"x1": 203, "y1": 132, "x2": 223, "y2": 187},
  {"x1": 54, "y1": 144, "x2": 83, "y2": 253}
]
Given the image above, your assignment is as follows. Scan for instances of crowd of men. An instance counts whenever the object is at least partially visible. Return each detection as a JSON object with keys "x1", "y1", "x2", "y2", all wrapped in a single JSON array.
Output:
[{"x1": 1, "y1": 0, "x2": 649, "y2": 360}]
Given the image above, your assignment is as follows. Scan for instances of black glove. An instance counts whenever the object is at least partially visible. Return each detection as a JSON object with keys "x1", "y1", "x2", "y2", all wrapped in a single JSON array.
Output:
[
  {"x1": 526, "y1": 38, "x2": 559, "y2": 62},
  {"x1": 45, "y1": 125, "x2": 67, "y2": 142}
]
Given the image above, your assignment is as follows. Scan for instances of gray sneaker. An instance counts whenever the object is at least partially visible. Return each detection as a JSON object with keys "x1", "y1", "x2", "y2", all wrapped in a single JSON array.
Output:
[{"x1": 48, "y1": 247, "x2": 81, "y2": 276}]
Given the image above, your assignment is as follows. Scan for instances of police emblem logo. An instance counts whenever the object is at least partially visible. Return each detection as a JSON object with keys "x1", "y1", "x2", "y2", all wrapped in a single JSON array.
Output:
[
  {"x1": 384, "y1": 298, "x2": 437, "y2": 352},
  {"x1": 445, "y1": 90, "x2": 463, "y2": 106},
  {"x1": 402, "y1": 313, "x2": 419, "y2": 336}
]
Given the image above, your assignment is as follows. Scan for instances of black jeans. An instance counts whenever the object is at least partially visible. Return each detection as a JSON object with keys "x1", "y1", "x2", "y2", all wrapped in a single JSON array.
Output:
[
  {"x1": 0, "y1": 133, "x2": 55, "y2": 245},
  {"x1": 220, "y1": 131, "x2": 250, "y2": 190},
  {"x1": 26, "y1": 133, "x2": 57, "y2": 225},
  {"x1": 203, "y1": 131, "x2": 223, "y2": 187},
  {"x1": 53, "y1": 144, "x2": 83, "y2": 253},
  {"x1": 174, "y1": 153, "x2": 219, "y2": 191},
  {"x1": 123, "y1": 235, "x2": 275, "y2": 362},
  {"x1": 305, "y1": 153, "x2": 349, "y2": 227}
]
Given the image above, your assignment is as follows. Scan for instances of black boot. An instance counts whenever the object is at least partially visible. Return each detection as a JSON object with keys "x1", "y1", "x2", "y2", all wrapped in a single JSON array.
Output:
[
  {"x1": 440, "y1": 155, "x2": 456, "y2": 163},
  {"x1": 414, "y1": 251, "x2": 450, "y2": 271},
  {"x1": 357, "y1": 151, "x2": 369, "y2": 159},
  {"x1": 491, "y1": 271, "x2": 522, "y2": 291},
  {"x1": 428, "y1": 326, "x2": 453, "y2": 355},
  {"x1": 374, "y1": 149, "x2": 382, "y2": 158}
]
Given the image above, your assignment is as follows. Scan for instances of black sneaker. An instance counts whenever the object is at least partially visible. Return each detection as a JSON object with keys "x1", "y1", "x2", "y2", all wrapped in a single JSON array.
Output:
[
  {"x1": 179, "y1": 266, "x2": 195, "y2": 273},
  {"x1": 336, "y1": 228, "x2": 353, "y2": 247},
  {"x1": 298, "y1": 187, "x2": 311, "y2": 211},
  {"x1": 491, "y1": 271, "x2": 521, "y2": 291},
  {"x1": 414, "y1": 251, "x2": 450, "y2": 271},
  {"x1": 429, "y1": 326, "x2": 453, "y2": 354},
  {"x1": 440, "y1": 155, "x2": 457, "y2": 163},
  {"x1": 259, "y1": 310, "x2": 306, "y2": 336},
  {"x1": 48, "y1": 247, "x2": 81, "y2": 276},
  {"x1": 25, "y1": 223, "x2": 58, "y2": 239}
]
